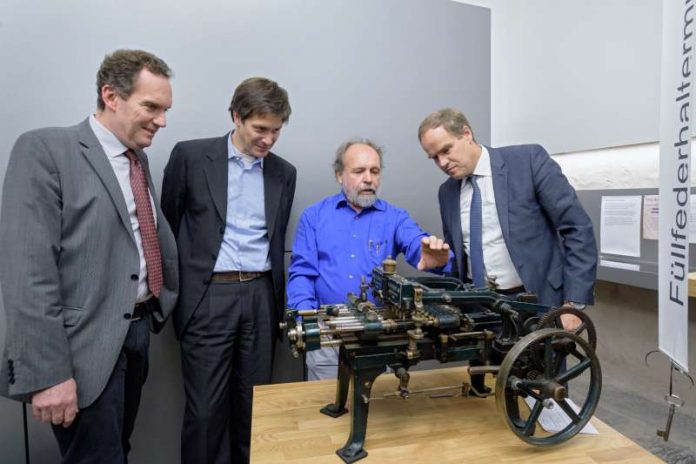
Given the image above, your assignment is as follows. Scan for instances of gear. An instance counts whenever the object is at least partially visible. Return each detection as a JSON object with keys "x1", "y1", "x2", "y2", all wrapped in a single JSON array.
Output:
[{"x1": 537, "y1": 306, "x2": 596, "y2": 350}]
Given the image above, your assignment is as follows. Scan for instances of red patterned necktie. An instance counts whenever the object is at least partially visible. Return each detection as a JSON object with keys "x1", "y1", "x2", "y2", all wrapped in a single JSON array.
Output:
[{"x1": 126, "y1": 150, "x2": 163, "y2": 298}]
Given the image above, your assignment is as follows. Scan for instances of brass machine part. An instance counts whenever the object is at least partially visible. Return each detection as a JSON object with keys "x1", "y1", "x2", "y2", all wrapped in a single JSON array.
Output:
[
  {"x1": 359, "y1": 275, "x2": 369, "y2": 302},
  {"x1": 468, "y1": 365, "x2": 500, "y2": 376},
  {"x1": 321, "y1": 325, "x2": 365, "y2": 334},
  {"x1": 380, "y1": 319, "x2": 399, "y2": 331},
  {"x1": 286, "y1": 325, "x2": 305, "y2": 358},
  {"x1": 406, "y1": 325, "x2": 424, "y2": 360},
  {"x1": 382, "y1": 256, "x2": 397, "y2": 274},
  {"x1": 510, "y1": 376, "x2": 568, "y2": 403},
  {"x1": 439, "y1": 333, "x2": 449, "y2": 362},
  {"x1": 296, "y1": 309, "x2": 319, "y2": 317},
  {"x1": 448, "y1": 329, "x2": 496, "y2": 342},
  {"x1": 414, "y1": 286, "x2": 424, "y2": 311}
]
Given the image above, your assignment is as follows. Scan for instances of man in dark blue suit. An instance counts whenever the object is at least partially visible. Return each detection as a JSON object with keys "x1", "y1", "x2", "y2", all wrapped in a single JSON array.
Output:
[{"x1": 418, "y1": 108, "x2": 597, "y2": 331}]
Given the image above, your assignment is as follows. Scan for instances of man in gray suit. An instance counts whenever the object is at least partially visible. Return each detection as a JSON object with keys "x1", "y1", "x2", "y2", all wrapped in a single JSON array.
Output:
[{"x1": 0, "y1": 49, "x2": 178, "y2": 463}]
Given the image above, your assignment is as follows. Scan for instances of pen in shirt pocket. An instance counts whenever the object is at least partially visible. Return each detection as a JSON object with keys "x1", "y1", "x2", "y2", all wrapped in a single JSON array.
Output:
[{"x1": 367, "y1": 239, "x2": 387, "y2": 255}]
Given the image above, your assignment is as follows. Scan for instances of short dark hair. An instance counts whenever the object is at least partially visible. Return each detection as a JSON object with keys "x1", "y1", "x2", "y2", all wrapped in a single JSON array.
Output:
[
  {"x1": 229, "y1": 77, "x2": 291, "y2": 123},
  {"x1": 333, "y1": 138, "x2": 384, "y2": 174},
  {"x1": 96, "y1": 49, "x2": 172, "y2": 111},
  {"x1": 418, "y1": 108, "x2": 476, "y2": 143}
]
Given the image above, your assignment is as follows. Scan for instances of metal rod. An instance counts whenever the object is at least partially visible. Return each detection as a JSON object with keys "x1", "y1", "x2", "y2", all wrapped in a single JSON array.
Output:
[
  {"x1": 381, "y1": 384, "x2": 464, "y2": 398},
  {"x1": 320, "y1": 325, "x2": 365, "y2": 335},
  {"x1": 320, "y1": 339, "x2": 344, "y2": 347},
  {"x1": 468, "y1": 365, "x2": 500, "y2": 375},
  {"x1": 327, "y1": 318, "x2": 363, "y2": 324},
  {"x1": 448, "y1": 331, "x2": 490, "y2": 340}
]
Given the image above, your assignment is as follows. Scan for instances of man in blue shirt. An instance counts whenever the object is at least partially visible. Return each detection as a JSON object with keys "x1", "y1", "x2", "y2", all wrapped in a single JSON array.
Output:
[{"x1": 287, "y1": 138, "x2": 451, "y2": 380}]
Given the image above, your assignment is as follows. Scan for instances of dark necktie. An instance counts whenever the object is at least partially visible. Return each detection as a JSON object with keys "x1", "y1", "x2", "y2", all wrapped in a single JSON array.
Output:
[
  {"x1": 468, "y1": 175, "x2": 486, "y2": 288},
  {"x1": 126, "y1": 150, "x2": 163, "y2": 298}
]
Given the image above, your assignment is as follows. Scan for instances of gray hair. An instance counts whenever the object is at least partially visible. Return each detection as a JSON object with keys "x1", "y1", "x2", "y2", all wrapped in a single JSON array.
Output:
[{"x1": 333, "y1": 138, "x2": 384, "y2": 174}]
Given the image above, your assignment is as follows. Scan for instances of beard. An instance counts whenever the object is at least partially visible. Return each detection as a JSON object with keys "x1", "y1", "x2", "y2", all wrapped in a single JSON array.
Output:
[{"x1": 343, "y1": 184, "x2": 379, "y2": 209}]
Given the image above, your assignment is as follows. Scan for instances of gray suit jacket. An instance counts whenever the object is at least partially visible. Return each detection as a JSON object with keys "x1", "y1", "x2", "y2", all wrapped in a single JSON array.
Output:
[{"x1": 0, "y1": 118, "x2": 178, "y2": 408}]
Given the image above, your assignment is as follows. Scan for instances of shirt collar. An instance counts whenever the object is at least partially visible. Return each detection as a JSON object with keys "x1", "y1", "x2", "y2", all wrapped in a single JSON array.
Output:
[
  {"x1": 333, "y1": 191, "x2": 386, "y2": 212},
  {"x1": 228, "y1": 131, "x2": 264, "y2": 168},
  {"x1": 465, "y1": 145, "x2": 491, "y2": 184},
  {"x1": 89, "y1": 114, "x2": 128, "y2": 159}
]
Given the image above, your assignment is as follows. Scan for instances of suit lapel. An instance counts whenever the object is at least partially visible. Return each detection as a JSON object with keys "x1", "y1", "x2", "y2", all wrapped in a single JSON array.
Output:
[
  {"x1": 446, "y1": 178, "x2": 465, "y2": 278},
  {"x1": 263, "y1": 154, "x2": 283, "y2": 243},
  {"x1": 202, "y1": 135, "x2": 230, "y2": 223},
  {"x1": 489, "y1": 147, "x2": 511, "y2": 242},
  {"x1": 78, "y1": 119, "x2": 133, "y2": 238}
]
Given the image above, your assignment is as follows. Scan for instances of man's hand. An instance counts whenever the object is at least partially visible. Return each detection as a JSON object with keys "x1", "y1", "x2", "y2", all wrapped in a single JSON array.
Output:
[
  {"x1": 560, "y1": 313, "x2": 582, "y2": 331},
  {"x1": 32, "y1": 378, "x2": 79, "y2": 428},
  {"x1": 417, "y1": 235, "x2": 450, "y2": 270},
  {"x1": 559, "y1": 302, "x2": 585, "y2": 331}
]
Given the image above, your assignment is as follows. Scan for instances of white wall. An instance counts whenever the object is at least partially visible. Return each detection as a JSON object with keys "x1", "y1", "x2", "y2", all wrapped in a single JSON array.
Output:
[
  {"x1": 455, "y1": 0, "x2": 663, "y2": 155},
  {"x1": 454, "y1": 0, "x2": 690, "y2": 191}
]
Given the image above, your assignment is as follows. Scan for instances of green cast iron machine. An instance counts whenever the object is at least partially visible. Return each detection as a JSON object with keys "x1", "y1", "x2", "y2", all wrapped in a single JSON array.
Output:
[{"x1": 281, "y1": 258, "x2": 602, "y2": 463}]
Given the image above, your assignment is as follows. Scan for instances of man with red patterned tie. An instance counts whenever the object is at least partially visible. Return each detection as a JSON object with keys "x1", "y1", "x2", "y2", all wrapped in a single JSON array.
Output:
[{"x1": 0, "y1": 49, "x2": 179, "y2": 463}]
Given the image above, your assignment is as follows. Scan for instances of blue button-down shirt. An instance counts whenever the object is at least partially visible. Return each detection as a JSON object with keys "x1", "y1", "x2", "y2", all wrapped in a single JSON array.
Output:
[
  {"x1": 213, "y1": 133, "x2": 271, "y2": 272},
  {"x1": 287, "y1": 192, "x2": 449, "y2": 309}
]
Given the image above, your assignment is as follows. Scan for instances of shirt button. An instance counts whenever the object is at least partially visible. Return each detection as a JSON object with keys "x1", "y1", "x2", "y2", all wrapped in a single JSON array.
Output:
[
  {"x1": 352, "y1": 234, "x2": 357, "y2": 238},
  {"x1": 350, "y1": 254, "x2": 355, "y2": 258},
  {"x1": 349, "y1": 275, "x2": 353, "y2": 279},
  {"x1": 124, "y1": 313, "x2": 132, "y2": 320},
  {"x1": 130, "y1": 274, "x2": 138, "y2": 281}
]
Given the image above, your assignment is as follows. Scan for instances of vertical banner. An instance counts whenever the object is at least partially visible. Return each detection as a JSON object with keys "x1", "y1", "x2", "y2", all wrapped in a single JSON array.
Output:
[{"x1": 658, "y1": 0, "x2": 694, "y2": 371}]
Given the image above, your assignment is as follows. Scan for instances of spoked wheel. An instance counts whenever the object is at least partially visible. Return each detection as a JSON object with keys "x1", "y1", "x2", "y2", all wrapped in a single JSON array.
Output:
[
  {"x1": 495, "y1": 328, "x2": 602, "y2": 446},
  {"x1": 537, "y1": 307, "x2": 597, "y2": 350}
]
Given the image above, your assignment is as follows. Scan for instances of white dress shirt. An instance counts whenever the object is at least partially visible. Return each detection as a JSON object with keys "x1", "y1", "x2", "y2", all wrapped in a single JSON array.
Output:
[
  {"x1": 89, "y1": 115, "x2": 157, "y2": 302},
  {"x1": 459, "y1": 146, "x2": 523, "y2": 290}
]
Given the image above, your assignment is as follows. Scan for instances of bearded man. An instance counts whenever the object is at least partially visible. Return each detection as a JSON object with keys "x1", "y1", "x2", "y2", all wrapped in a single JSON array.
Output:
[{"x1": 287, "y1": 138, "x2": 450, "y2": 380}]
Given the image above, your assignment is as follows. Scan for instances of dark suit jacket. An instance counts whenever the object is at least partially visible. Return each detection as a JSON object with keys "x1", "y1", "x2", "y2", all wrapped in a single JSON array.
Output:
[
  {"x1": 438, "y1": 144, "x2": 597, "y2": 306},
  {"x1": 161, "y1": 133, "x2": 296, "y2": 338},
  {"x1": 0, "y1": 119, "x2": 178, "y2": 407}
]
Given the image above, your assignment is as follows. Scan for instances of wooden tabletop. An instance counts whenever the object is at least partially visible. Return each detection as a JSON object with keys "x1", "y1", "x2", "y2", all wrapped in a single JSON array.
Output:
[{"x1": 251, "y1": 366, "x2": 662, "y2": 463}]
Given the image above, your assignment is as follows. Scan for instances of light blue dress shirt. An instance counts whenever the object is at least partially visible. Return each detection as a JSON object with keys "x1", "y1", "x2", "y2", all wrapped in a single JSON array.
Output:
[{"x1": 213, "y1": 133, "x2": 271, "y2": 272}]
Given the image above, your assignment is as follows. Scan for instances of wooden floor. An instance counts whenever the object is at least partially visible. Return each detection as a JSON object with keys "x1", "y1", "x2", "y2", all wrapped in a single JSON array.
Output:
[{"x1": 251, "y1": 367, "x2": 663, "y2": 463}]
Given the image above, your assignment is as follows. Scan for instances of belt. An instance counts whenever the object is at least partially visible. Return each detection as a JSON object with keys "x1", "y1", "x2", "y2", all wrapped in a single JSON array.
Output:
[
  {"x1": 130, "y1": 300, "x2": 150, "y2": 321},
  {"x1": 211, "y1": 271, "x2": 268, "y2": 283},
  {"x1": 496, "y1": 285, "x2": 526, "y2": 295}
]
